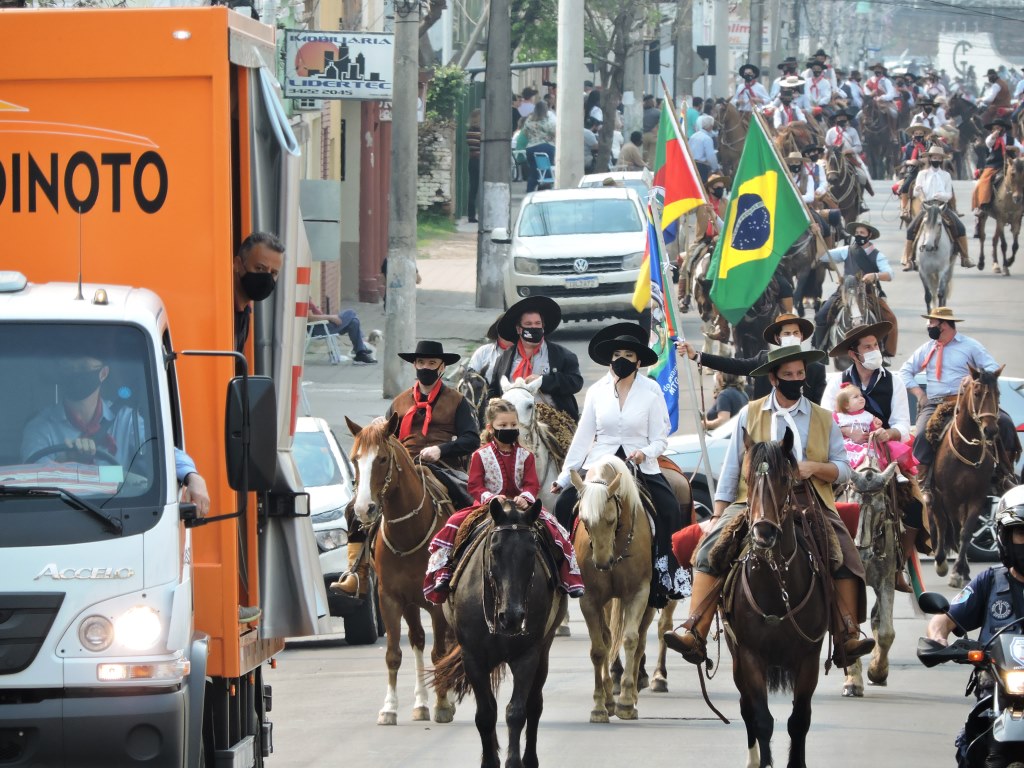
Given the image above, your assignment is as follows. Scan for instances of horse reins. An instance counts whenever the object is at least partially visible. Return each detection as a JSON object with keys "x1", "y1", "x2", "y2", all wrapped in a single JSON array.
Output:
[
  {"x1": 365, "y1": 440, "x2": 445, "y2": 558},
  {"x1": 482, "y1": 522, "x2": 547, "y2": 636},
  {"x1": 576, "y1": 479, "x2": 637, "y2": 569},
  {"x1": 946, "y1": 378, "x2": 999, "y2": 468}
]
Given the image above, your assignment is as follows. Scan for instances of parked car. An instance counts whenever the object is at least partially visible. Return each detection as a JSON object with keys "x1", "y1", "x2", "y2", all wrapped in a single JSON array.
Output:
[
  {"x1": 293, "y1": 416, "x2": 382, "y2": 644},
  {"x1": 494, "y1": 187, "x2": 648, "y2": 322},
  {"x1": 577, "y1": 169, "x2": 652, "y2": 199}
]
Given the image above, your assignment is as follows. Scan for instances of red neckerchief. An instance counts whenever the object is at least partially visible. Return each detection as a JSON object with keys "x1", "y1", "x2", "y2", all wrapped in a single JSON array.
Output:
[
  {"x1": 706, "y1": 196, "x2": 724, "y2": 236},
  {"x1": 399, "y1": 380, "x2": 443, "y2": 440},
  {"x1": 811, "y1": 75, "x2": 823, "y2": 98},
  {"x1": 867, "y1": 77, "x2": 881, "y2": 94},
  {"x1": 911, "y1": 141, "x2": 924, "y2": 159},
  {"x1": 512, "y1": 339, "x2": 540, "y2": 380},
  {"x1": 994, "y1": 135, "x2": 1006, "y2": 155},
  {"x1": 784, "y1": 106, "x2": 794, "y2": 123},
  {"x1": 834, "y1": 126, "x2": 844, "y2": 146},
  {"x1": 64, "y1": 398, "x2": 117, "y2": 455},
  {"x1": 741, "y1": 82, "x2": 757, "y2": 105},
  {"x1": 921, "y1": 338, "x2": 947, "y2": 379}
]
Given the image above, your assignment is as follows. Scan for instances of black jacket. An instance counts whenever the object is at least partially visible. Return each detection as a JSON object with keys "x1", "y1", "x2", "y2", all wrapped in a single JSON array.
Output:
[
  {"x1": 697, "y1": 350, "x2": 827, "y2": 404},
  {"x1": 488, "y1": 341, "x2": 583, "y2": 422}
]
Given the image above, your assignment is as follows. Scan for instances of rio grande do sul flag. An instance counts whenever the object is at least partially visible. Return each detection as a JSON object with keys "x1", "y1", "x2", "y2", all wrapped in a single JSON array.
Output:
[
  {"x1": 708, "y1": 116, "x2": 809, "y2": 325},
  {"x1": 653, "y1": 101, "x2": 707, "y2": 232}
]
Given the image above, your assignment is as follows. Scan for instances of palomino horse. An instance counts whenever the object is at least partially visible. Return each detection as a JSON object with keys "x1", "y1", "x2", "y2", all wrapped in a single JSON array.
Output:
[
  {"x1": 724, "y1": 428, "x2": 829, "y2": 768},
  {"x1": 861, "y1": 96, "x2": 898, "y2": 180},
  {"x1": 712, "y1": 100, "x2": 749, "y2": 177},
  {"x1": 842, "y1": 461, "x2": 900, "y2": 699},
  {"x1": 915, "y1": 201, "x2": 957, "y2": 312},
  {"x1": 433, "y1": 498, "x2": 566, "y2": 768},
  {"x1": 930, "y1": 366, "x2": 1005, "y2": 588},
  {"x1": 822, "y1": 274, "x2": 881, "y2": 368},
  {"x1": 824, "y1": 145, "x2": 862, "y2": 227},
  {"x1": 346, "y1": 414, "x2": 457, "y2": 726},
  {"x1": 570, "y1": 456, "x2": 654, "y2": 723},
  {"x1": 977, "y1": 155, "x2": 1024, "y2": 275},
  {"x1": 499, "y1": 376, "x2": 563, "y2": 514}
]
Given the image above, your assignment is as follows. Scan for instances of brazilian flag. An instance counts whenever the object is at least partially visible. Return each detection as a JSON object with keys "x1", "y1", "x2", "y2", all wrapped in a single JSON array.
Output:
[{"x1": 708, "y1": 116, "x2": 809, "y2": 325}]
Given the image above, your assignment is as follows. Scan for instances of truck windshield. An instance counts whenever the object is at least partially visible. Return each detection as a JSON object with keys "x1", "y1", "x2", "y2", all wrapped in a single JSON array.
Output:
[{"x1": 0, "y1": 323, "x2": 165, "y2": 545}]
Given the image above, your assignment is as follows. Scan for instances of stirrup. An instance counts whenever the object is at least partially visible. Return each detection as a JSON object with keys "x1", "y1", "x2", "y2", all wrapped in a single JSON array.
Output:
[{"x1": 663, "y1": 627, "x2": 708, "y2": 665}]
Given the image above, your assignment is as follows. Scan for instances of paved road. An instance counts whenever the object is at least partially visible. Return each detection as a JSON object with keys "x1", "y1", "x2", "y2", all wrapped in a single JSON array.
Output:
[{"x1": 276, "y1": 178, "x2": 1022, "y2": 767}]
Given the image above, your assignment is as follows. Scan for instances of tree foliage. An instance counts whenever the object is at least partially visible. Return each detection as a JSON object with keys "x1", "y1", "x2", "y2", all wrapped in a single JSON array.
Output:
[{"x1": 426, "y1": 65, "x2": 468, "y2": 124}]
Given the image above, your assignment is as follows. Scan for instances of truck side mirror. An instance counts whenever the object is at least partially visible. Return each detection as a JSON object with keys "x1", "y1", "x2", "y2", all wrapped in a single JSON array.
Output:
[{"x1": 225, "y1": 376, "x2": 277, "y2": 492}]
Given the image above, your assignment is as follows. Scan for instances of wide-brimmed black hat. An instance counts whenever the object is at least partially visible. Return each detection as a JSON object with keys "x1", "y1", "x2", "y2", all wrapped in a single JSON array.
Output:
[
  {"x1": 987, "y1": 69, "x2": 999, "y2": 77},
  {"x1": 777, "y1": 56, "x2": 799, "y2": 70},
  {"x1": 497, "y1": 296, "x2": 562, "y2": 341},
  {"x1": 846, "y1": 220, "x2": 881, "y2": 241},
  {"x1": 397, "y1": 340, "x2": 461, "y2": 365},
  {"x1": 739, "y1": 63, "x2": 761, "y2": 79},
  {"x1": 868, "y1": 62, "x2": 887, "y2": 72},
  {"x1": 800, "y1": 143, "x2": 822, "y2": 156},
  {"x1": 986, "y1": 117, "x2": 1012, "y2": 131},
  {"x1": 828, "y1": 321, "x2": 893, "y2": 358},
  {"x1": 588, "y1": 323, "x2": 658, "y2": 367},
  {"x1": 750, "y1": 346, "x2": 825, "y2": 377},
  {"x1": 806, "y1": 59, "x2": 824, "y2": 70},
  {"x1": 762, "y1": 313, "x2": 814, "y2": 344},
  {"x1": 813, "y1": 48, "x2": 828, "y2": 57}
]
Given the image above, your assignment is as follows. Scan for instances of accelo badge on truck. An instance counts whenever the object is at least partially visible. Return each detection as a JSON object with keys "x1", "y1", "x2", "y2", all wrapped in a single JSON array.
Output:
[{"x1": 35, "y1": 565, "x2": 136, "y2": 580}]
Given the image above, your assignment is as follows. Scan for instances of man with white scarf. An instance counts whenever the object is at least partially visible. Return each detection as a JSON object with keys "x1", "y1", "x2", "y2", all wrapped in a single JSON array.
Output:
[{"x1": 663, "y1": 345, "x2": 874, "y2": 669}]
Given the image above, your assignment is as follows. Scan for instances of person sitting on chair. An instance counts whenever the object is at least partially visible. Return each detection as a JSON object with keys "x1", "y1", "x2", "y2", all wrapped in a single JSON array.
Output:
[
  {"x1": 903, "y1": 145, "x2": 974, "y2": 271},
  {"x1": 307, "y1": 302, "x2": 377, "y2": 365}
]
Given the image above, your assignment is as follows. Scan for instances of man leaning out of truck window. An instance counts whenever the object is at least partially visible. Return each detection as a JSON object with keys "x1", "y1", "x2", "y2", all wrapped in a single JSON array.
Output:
[{"x1": 233, "y1": 231, "x2": 285, "y2": 354}]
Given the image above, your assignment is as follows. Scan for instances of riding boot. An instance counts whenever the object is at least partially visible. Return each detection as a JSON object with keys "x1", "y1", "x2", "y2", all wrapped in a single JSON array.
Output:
[
  {"x1": 330, "y1": 542, "x2": 370, "y2": 598},
  {"x1": 899, "y1": 194, "x2": 911, "y2": 222},
  {"x1": 663, "y1": 571, "x2": 722, "y2": 665},
  {"x1": 894, "y1": 527, "x2": 919, "y2": 594},
  {"x1": 917, "y1": 464, "x2": 932, "y2": 505},
  {"x1": 902, "y1": 240, "x2": 916, "y2": 271},
  {"x1": 957, "y1": 235, "x2": 976, "y2": 268},
  {"x1": 831, "y1": 578, "x2": 876, "y2": 667}
]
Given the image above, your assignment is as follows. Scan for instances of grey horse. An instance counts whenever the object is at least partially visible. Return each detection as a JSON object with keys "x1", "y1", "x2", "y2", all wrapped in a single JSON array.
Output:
[{"x1": 916, "y1": 200, "x2": 957, "y2": 313}]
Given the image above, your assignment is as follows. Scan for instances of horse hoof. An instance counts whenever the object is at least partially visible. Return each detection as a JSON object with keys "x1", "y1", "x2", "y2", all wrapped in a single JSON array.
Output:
[
  {"x1": 590, "y1": 709, "x2": 610, "y2": 724},
  {"x1": 842, "y1": 684, "x2": 864, "y2": 698},
  {"x1": 615, "y1": 704, "x2": 639, "y2": 721},
  {"x1": 555, "y1": 624, "x2": 571, "y2": 638},
  {"x1": 994, "y1": 264, "x2": 1003, "y2": 274},
  {"x1": 651, "y1": 677, "x2": 669, "y2": 693},
  {"x1": 949, "y1": 574, "x2": 967, "y2": 589},
  {"x1": 433, "y1": 705, "x2": 455, "y2": 724},
  {"x1": 637, "y1": 673, "x2": 650, "y2": 691},
  {"x1": 377, "y1": 711, "x2": 398, "y2": 726},
  {"x1": 412, "y1": 706, "x2": 431, "y2": 722},
  {"x1": 935, "y1": 560, "x2": 949, "y2": 578},
  {"x1": 867, "y1": 670, "x2": 889, "y2": 686}
]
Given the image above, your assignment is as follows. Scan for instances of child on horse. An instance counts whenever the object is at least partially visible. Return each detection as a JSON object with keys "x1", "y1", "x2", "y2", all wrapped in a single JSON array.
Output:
[
  {"x1": 834, "y1": 382, "x2": 917, "y2": 475},
  {"x1": 423, "y1": 398, "x2": 584, "y2": 604}
]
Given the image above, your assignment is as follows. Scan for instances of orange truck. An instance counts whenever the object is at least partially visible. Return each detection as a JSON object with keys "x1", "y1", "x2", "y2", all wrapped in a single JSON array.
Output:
[{"x1": 0, "y1": 8, "x2": 327, "y2": 766}]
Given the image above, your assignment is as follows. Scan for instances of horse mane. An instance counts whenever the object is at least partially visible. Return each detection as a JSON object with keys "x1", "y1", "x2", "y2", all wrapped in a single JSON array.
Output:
[
  {"x1": 579, "y1": 456, "x2": 643, "y2": 528},
  {"x1": 351, "y1": 417, "x2": 396, "y2": 459},
  {"x1": 743, "y1": 439, "x2": 796, "y2": 490}
]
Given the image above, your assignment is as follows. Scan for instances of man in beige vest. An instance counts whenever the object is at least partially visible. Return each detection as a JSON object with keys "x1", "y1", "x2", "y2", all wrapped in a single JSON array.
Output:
[{"x1": 664, "y1": 345, "x2": 875, "y2": 667}]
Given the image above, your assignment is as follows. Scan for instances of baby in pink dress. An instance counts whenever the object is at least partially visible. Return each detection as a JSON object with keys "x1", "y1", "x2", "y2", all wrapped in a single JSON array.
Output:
[{"x1": 834, "y1": 383, "x2": 917, "y2": 474}]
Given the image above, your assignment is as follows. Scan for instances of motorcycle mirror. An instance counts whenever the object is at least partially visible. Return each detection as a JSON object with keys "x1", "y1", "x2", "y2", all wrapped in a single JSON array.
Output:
[{"x1": 918, "y1": 591, "x2": 951, "y2": 615}]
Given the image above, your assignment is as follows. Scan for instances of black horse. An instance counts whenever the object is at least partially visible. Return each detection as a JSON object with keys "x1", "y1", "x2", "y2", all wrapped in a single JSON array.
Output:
[{"x1": 433, "y1": 498, "x2": 567, "y2": 768}]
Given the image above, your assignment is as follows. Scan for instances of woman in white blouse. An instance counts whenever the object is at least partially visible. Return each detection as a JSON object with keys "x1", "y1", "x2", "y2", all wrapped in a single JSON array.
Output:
[{"x1": 551, "y1": 322, "x2": 688, "y2": 605}]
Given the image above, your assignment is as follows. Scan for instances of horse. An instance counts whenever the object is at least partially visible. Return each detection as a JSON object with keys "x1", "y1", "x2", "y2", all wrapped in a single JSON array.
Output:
[
  {"x1": 713, "y1": 100, "x2": 749, "y2": 177},
  {"x1": 977, "y1": 155, "x2": 1024, "y2": 275},
  {"x1": 824, "y1": 145, "x2": 862, "y2": 227},
  {"x1": 861, "y1": 96, "x2": 898, "y2": 180},
  {"x1": 433, "y1": 497, "x2": 566, "y2": 768},
  {"x1": 915, "y1": 200, "x2": 957, "y2": 312},
  {"x1": 841, "y1": 461, "x2": 900, "y2": 698},
  {"x1": 498, "y1": 376, "x2": 564, "y2": 515},
  {"x1": 345, "y1": 414, "x2": 457, "y2": 726},
  {"x1": 822, "y1": 273, "x2": 881, "y2": 368},
  {"x1": 570, "y1": 456, "x2": 654, "y2": 723},
  {"x1": 946, "y1": 92, "x2": 984, "y2": 175},
  {"x1": 774, "y1": 122, "x2": 816, "y2": 158},
  {"x1": 723, "y1": 428, "x2": 829, "y2": 768},
  {"x1": 929, "y1": 366, "x2": 1005, "y2": 588},
  {"x1": 452, "y1": 363, "x2": 491, "y2": 430}
]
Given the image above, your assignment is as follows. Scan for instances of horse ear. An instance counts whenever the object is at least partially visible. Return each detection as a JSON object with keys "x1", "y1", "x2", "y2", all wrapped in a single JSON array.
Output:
[
  {"x1": 524, "y1": 498, "x2": 542, "y2": 525},
  {"x1": 880, "y1": 462, "x2": 899, "y2": 484},
  {"x1": 781, "y1": 426, "x2": 795, "y2": 455},
  {"x1": 386, "y1": 412, "x2": 401, "y2": 436},
  {"x1": 607, "y1": 472, "x2": 621, "y2": 495},
  {"x1": 527, "y1": 377, "x2": 544, "y2": 394},
  {"x1": 500, "y1": 375, "x2": 512, "y2": 393},
  {"x1": 997, "y1": 364, "x2": 1006, "y2": 378},
  {"x1": 742, "y1": 427, "x2": 753, "y2": 452},
  {"x1": 968, "y1": 364, "x2": 980, "y2": 380},
  {"x1": 345, "y1": 416, "x2": 363, "y2": 436},
  {"x1": 489, "y1": 497, "x2": 509, "y2": 525},
  {"x1": 570, "y1": 470, "x2": 584, "y2": 491}
]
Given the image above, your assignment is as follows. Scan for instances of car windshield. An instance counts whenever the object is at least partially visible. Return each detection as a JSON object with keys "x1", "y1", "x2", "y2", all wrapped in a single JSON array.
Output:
[
  {"x1": 293, "y1": 430, "x2": 343, "y2": 488},
  {"x1": 517, "y1": 198, "x2": 642, "y2": 237},
  {"x1": 0, "y1": 323, "x2": 165, "y2": 544}
]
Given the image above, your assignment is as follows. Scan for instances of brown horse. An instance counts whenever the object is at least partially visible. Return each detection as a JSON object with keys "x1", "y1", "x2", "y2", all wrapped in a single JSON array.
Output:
[
  {"x1": 929, "y1": 366, "x2": 1005, "y2": 588},
  {"x1": 570, "y1": 456, "x2": 654, "y2": 723},
  {"x1": 977, "y1": 155, "x2": 1024, "y2": 275},
  {"x1": 713, "y1": 100, "x2": 749, "y2": 176},
  {"x1": 861, "y1": 96, "x2": 898, "y2": 180},
  {"x1": 824, "y1": 145, "x2": 862, "y2": 227},
  {"x1": 774, "y1": 122, "x2": 817, "y2": 158},
  {"x1": 724, "y1": 428, "x2": 829, "y2": 768},
  {"x1": 346, "y1": 414, "x2": 457, "y2": 726}
]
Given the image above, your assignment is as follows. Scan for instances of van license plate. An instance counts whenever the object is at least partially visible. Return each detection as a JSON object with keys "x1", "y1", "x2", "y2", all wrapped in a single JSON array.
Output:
[{"x1": 565, "y1": 276, "x2": 598, "y2": 289}]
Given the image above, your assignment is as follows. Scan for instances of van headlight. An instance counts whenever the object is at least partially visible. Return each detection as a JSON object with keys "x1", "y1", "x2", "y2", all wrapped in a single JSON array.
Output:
[
  {"x1": 79, "y1": 615, "x2": 114, "y2": 652},
  {"x1": 315, "y1": 527, "x2": 347, "y2": 552},
  {"x1": 622, "y1": 251, "x2": 646, "y2": 270},
  {"x1": 514, "y1": 257, "x2": 540, "y2": 275},
  {"x1": 114, "y1": 606, "x2": 163, "y2": 651}
]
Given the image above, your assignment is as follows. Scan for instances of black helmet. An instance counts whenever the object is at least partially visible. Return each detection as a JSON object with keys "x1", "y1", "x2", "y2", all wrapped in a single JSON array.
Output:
[{"x1": 995, "y1": 485, "x2": 1024, "y2": 567}]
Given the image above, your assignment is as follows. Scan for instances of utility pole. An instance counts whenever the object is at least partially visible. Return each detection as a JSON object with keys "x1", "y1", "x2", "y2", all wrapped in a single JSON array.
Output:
[
  {"x1": 476, "y1": 0, "x2": 511, "y2": 308},
  {"x1": 555, "y1": 0, "x2": 584, "y2": 189},
  {"x1": 383, "y1": 0, "x2": 419, "y2": 398},
  {"x1": 748, "y1": 0, "x2": 764, "y2": 72},
  {"x1": 674, "y1": 0, "x2": 696, "y2": 102},
  {"x1": 713, "y1": 0, "x2": 731, "y2": 96}
]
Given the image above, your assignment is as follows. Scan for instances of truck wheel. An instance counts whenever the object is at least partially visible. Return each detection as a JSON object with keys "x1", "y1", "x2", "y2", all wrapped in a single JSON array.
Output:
[{"x1": 344, "y1": 571, "x2": 381, "y2": 646}]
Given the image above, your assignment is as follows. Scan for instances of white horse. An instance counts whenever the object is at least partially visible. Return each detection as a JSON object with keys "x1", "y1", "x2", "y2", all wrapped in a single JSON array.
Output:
[
  {"x1": 916, "y1": 200, "x2": 957, "y2": 313},
  {"x1": 499, "y1": 376, "x2": 560, "y2": 514}
]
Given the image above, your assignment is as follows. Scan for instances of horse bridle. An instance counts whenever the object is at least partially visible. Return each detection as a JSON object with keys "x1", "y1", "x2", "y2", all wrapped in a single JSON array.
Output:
[
  {"x1": 362, "y1": 440, "x2": 442, "y2": 557},
  {"x1": 483, "y1": 522, "x2": 543, "y2": 636},
  {"x1": 577, "y1": 479, "x2": 636, "y2": 570},
  {"x1": 947, "y1": 378, "x2": 999, "y2": 468}
]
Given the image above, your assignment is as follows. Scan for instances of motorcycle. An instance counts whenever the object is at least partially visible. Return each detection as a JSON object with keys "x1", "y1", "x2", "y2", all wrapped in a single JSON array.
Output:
[{"x1": 918, "y1": 591, "x2": 1024, "y2": 768}]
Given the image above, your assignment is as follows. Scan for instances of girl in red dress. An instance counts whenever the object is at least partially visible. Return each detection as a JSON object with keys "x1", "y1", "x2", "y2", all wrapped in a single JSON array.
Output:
[{"x1": 423, "y1": 399, "x2": 584, "y2": 603}]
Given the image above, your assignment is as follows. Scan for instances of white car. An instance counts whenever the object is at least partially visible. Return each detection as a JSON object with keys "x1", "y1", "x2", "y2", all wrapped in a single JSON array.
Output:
[
  {"x1": 662, "y1": 419, "x2": 734, "y2": 518},
  {"x1": 293, "y1": 416, "x2": 381, "y2": 644},
  {"x1": 495, "y1": 187, "x2": 648, "y2": 322},
  {"x1": 578, "y1": 169, "x2": 653, "y2": 199}
]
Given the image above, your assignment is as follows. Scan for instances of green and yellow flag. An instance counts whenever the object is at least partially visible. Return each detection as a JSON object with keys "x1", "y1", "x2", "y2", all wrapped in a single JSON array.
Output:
[{"x1": 708, "y1": 115, "x2": 809, "y2": 325}]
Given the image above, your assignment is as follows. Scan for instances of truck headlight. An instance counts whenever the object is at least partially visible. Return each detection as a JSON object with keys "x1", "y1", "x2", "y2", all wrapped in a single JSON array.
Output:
[
  {"x1": 514, "y1": 257, "x2": 540, "y2": 275},
  {"x1": 114, "y1": 606, "x2": 163, "y2": 651},
  {"x1": 1004, "y1": 670, "x2": 1024, "y2": 695},
  {"x1": 622, "y1": 251, "x2": 646, "y2": 270},
  {"x1": 315, "y1": 527, "x2": 347, "y2": 552},
  {"x1": 79, "y1": 615, "x2": 114, "y2": 652}
]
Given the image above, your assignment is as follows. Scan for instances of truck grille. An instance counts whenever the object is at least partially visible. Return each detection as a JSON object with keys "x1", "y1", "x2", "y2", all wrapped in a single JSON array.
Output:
[
  {"x1": 525, "y1": 282, "x2": 634, "y2": 299},
  {"x1": 536, "y1": 256, "x2": 623, "y2": 274},
  {"x1": 0, "y1": 593, "x2": 63, "y2": 675}
]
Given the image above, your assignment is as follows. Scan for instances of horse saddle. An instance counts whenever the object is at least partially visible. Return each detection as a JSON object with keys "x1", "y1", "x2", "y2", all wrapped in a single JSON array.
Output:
[
  {"x1": 924, "y1": 400, "x2": 957, "y2": 447},
  {"x1": 449, "y1": 507, "x2": 558, "y2": 593},
  {"x1": 534, "y1": 402, "x2": 576, "y2": 469}
]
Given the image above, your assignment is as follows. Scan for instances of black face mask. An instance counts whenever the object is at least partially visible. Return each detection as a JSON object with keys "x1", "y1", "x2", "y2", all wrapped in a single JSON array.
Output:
[
  {"x1": 494, "y1": 428, "x2": 520, "y2": 445},
  {"x1": 611, "y1": 357, "x2": 638, "y2": 379},
  {"x1": 743, "y1": 74, "x2": 755, "y2": 82},
  {"x1": 914, "y1": 136, "x2": 924, "y2": 143},
  {"x1": 519, "y1": 327, "x2": 544, "y2": 344},
  {"x1": 924, "y1": 106, "x2": 933, "y2": 113},
  {"x1": 712, "y1": 187, "x2": 725, "y2": 199},
  {"x1": 853, "y1": 234, "x2": 869, "y2": 246},
  {"x1": 416, "y1": 367, "x2": 440, "y2": 386},
  {"x1": 927, "y1": 325, "x2": 942, "y2": 341},
  {"x1": 240, "y1": 270, "x2": 277, "y2": 302},
  {"x1": 775, "y1": 378, "x2": 804, "y2": 401},
  {"x1": 788, "y1": 165, "x2": 802, "y2": 173},
  {"x1": 930, "y1": 160, "x2": 942, "y2": 168},
  {"x1": 62, "y1": 369, "x2": 103, "y2": 401},
  {"x1": 989, "y1": 77, "x2": 998, "y2": 84}
]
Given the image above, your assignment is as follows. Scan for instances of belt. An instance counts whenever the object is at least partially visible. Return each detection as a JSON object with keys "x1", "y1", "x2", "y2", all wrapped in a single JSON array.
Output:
[{"x1": 928, "y1": 395, "x2": 958, "y2": 404}]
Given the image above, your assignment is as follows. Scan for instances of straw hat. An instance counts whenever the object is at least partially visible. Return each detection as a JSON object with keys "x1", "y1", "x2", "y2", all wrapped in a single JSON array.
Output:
[
  {"x1": 921, "y1": 307, "x2": 964, "y2": 323},
  {"x1": 762, "y1": 312, "x2": 814, "y2": 344}
]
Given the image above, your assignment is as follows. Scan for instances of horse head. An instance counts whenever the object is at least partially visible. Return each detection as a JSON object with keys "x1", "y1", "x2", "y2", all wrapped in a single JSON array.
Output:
[
  {"x1": 1006, "y1": 157, "x2": 1024, "y2": 205},
  {"x1": 920, "y1": 201, "x2": 944, "y2": 251},
  {"x1": 849, "y1": 462, "x2": 899, "y2": 548},
  {"x1": 486, "y1": 496, "x2": 543, "y2": 635},
  {"x1": 500, "y1": 375, "x2": 543, "y2": 434},
  {"x1": 572, "y1": 457, "x2": 639, "y2": 571},
  {"x1": 347, "y1": 412, "x2": 404, "y2": 525},
  {"x1": 964, "y1": 365, "x2": 1004, "y2": 442},
  {"x1": 742, "y1": 427, "x2": 799, "y2": 550}
]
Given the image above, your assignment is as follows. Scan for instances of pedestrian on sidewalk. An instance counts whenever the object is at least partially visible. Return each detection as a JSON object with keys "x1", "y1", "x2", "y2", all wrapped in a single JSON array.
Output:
[
  {"x1": 466, "y1": 109, "x2": 481, "y2": 224},
  {"x1": 307, "y1": 302, "x2": 377, "y2": 364}
]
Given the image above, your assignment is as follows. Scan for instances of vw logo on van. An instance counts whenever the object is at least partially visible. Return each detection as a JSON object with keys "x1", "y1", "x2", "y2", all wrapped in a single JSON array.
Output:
[{"x1": 573, "y1": 258, "x2": 589, "y2": 274}]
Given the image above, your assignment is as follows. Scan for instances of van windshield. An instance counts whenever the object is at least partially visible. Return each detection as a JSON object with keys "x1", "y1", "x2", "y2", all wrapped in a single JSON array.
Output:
[
  {"x1": 0, "y1": 323, "x2": 165, "y2": 545},
  {"x1": 517, "y1": 197, "x2": 643, "y2": 237}
]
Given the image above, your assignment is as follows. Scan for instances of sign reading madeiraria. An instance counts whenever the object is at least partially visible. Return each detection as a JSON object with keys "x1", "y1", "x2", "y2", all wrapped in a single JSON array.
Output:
[{"x1": 284, "y1": 30, "x2": 394, "y2": 101}]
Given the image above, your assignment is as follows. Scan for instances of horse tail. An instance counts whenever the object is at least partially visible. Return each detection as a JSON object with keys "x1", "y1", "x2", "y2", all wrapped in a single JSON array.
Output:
[
  {"x1": 433, "y1": 643, "x2": 472, "y2": 702},
  {"x1": 766, "y1": 665, "x2": 795, "y2": 694},
  {"x1": 608, "y1": 597, "x2": 625, "y2": 660}
]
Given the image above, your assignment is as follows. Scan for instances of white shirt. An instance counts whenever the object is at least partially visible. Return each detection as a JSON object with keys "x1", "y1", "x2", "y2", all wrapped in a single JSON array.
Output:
[
  {"x1": 468, "y1": 341, "x2": 505, "y2": 378},
  {"x1": 913, "y1": 166, "x2": 954, "y2": 202},
  {"x1": 793, "y1": 171, "x2": 815, "y2": 203},
  {"x1": 732, "y1": 81, "x2": 771, "y2": 112},
  {"x1": 557, "y1": 373, "x2": 670, "y2": 487},
  {"x1": 864, "y1": 76, "x2": 896, "y2": 102},
  {"x1": 826, "y1": 125, "x2": 862, "y2": 154},
  {"x1": 1015, "y1": 79, "x2": 1024, "y2": 103},
  {"x1": 770, "y1": 76, "x2": 790, "y2": 100},
  {"x1": 774, "y1": 103, "x2": 806, "y2": 128},
  {"x1": 805, "y1": 74, "x2": 833, "y2": 106},
  {"x1": 842, "y1": 80, "x2": 864, "y2": 108},
  {"x1": 821, "y1": 369, "x2": 912, "y2": 441},
  {"x1": 980, "y1": 80, "x2": 1003, "y2": 106},
  {"x1": 911, "y1": 109, "x2": 947, "y2": 129},
  {"x1": 805, "y1": 161, "x2": 828, "y2": 196},
  {"x1": 801, "y1": 65, "x2": 838, "y2": 90},
  {"x1": 689, "y1": 129, "x2": 720, "y2": 170}
]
